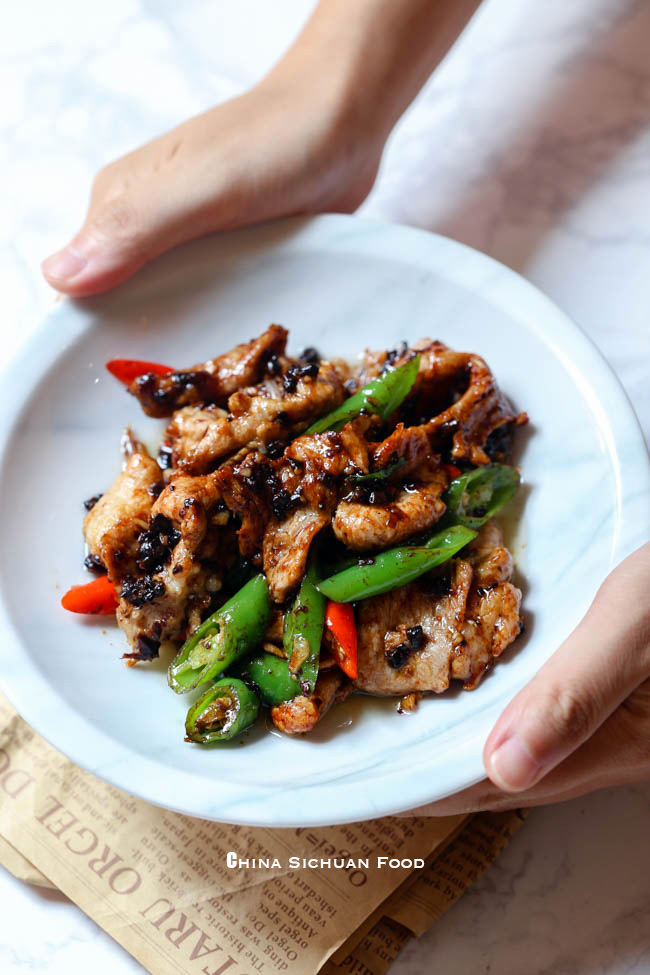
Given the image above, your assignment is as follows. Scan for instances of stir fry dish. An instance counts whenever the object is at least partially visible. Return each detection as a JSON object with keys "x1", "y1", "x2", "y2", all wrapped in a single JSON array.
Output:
[{"x1": 64, "y1": 326, "x2": 528, "y2": 744}]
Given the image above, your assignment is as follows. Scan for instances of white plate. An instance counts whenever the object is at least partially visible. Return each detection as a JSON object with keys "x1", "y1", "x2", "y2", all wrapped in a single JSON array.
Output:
[{"x1": 0, "y1": 215, "x2": 648, "y2": 826}]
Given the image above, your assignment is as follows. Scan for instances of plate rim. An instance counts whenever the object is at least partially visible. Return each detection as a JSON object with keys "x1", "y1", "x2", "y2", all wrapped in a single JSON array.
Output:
[{"x1": 0, "y1": 213, "x2": 648, "y2": 826}]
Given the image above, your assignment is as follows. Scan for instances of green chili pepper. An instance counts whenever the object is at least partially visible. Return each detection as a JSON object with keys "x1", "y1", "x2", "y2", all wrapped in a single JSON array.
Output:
[
  {"x1": 306, "y1": 355, "x2": 420, "y2": 435},
  {"x1": 443, "y1": 464, "x2": 520, "y2": 530},
  {"x1": 237, "y1": 652, "x2": 301, "y2": 707},
  {"x1": 185, "y1": 678, "x2": 259, "y2": 743},
  {"x1": 283, "y1": 560, "x2": 326, "y2": 696},
  {"x1": 316, "y1": 524, "x2": 476, "y2": 602},
  {"x1": 168, "y1": 574, "x2": 271, "y2": 693},
  {"x1": 348, "y1": 457, "x2": 406, "y2": 484}
]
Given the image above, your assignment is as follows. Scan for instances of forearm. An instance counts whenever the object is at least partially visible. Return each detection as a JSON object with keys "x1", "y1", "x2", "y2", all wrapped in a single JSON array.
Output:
[{"x1": 268, "y1": 0, "x2": 483, "y2": 139}]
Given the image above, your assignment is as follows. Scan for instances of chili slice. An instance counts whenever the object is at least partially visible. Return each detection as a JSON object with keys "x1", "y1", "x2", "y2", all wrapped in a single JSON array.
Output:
[
  {"x1": 325, "y1": 601, "x2": 358, "y2": 679},
  {"x1": 106, "y1": 359, "x2": 174, "y2": 385},
  {"x1": 61, "y1": 576, "x2": 118, "y2": 615}
]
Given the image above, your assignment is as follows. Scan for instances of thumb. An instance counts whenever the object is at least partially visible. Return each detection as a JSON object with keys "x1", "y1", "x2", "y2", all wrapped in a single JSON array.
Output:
[
  {"x1": 483, "y1": 542, "x2": 650, "y2": 792},
  {"x1": 40, "y1": 114, "x2": 235, "y2": 297},
  {"x1": 41, "y1": 192, "x2": 154, "y2": 298},
  {"x1": 40, "y1": 138, "x2": 190, "y2": 298}
]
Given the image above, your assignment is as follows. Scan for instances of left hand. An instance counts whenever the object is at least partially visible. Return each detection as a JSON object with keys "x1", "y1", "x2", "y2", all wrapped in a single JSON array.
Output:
[{"x1": 404, "y1": 541, "x2": 650, "y2": 815}]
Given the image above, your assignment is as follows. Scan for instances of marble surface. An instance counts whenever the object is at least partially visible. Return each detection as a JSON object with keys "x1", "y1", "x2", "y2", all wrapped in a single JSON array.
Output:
[{"x1": 2, "y1": 0, "x2": 649, "y2": 972}]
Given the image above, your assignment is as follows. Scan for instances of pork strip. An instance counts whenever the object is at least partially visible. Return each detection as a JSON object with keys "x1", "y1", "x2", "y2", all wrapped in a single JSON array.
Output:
[
  {"x1": 451, "y1": 582, "x2": 522, "y2": 688},
  {"x1": 262, "y1": 507, "x2": 331, "y2": 603},
  {"x1": 116, "y1": 471, "x2": 230, "y2": 656},
  {"x1": 271, "y1": 670, "x2": 346, "y2": 735},
  {"x1": 464, "y1": 518, "x2": 514, "y2": 587},
  {"x1": 165, "y1": 405, "x2": 229, "y2": 469},
  {"x1": 353, "y1": 521, "x2": 522, "y2": 694},
  {"x1": 172, "y1": 361, "x2": 347, "y2": 473},
  {"x1": 83, "y1": 437, "x2": 162, "y2": 581},
  {"x1": 332, "y1": 462, "x2": 448, "y2": 551},
  {"x1": 417, "y1": 342, "x2": 526, "y2": 465},
  {"x1": 358, "y1": 339, "x2": 526, "y2": 465},
  {"x1": 128, "y1": 324, "x2": 288, "y2": 418},
  {"x1": 353, "y1": 560, "x2": 474, "y2": 695}
]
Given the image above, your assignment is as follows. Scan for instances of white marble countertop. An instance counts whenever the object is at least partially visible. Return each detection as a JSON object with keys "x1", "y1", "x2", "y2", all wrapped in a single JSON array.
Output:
[{"x1": 2, "y1": 0, "x2": 649, "y2": 972}]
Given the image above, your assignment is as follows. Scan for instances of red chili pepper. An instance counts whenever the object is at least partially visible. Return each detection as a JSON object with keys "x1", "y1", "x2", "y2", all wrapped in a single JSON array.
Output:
[
  {"x1": 106, "y1": 359, "x2": 174, "y2": 385},
  {"x1": 325, "y1": 601, "x2": 358, "y2": 679},
  {"x1": 61, "y1": 576, "x2": 118, "y2": 615},
  {"x1": 443, "y1": 463, "x2": 461, "y2": 479}
]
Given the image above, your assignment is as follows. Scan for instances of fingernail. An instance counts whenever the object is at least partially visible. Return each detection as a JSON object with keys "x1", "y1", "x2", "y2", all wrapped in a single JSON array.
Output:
[
  {"x1": 42, "y1": 246, "x2": 87, "y2": 282},
  {"x1": 488, "y1": 735, "x2": 540, "y2": 792}
]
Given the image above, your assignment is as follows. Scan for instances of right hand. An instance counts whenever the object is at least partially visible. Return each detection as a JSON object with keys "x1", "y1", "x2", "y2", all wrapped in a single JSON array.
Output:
[
  {"x1": 41, "y1": 0, "x2": 484, "y2": 298},
  {"x1": 41, "y1": 76, "x2": 381, "y2": 297}
]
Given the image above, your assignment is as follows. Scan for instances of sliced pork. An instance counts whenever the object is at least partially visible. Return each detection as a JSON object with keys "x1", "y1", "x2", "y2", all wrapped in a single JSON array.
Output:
[
  {"x1": 168, "y1": 361, "x2": 347, "y2": 473},
  {"x1": 353, "y1": 521, "x2": 522, "y2": 695},
  {"x1": 128, "y1": 324, "x2": 289, "y2": 418}
]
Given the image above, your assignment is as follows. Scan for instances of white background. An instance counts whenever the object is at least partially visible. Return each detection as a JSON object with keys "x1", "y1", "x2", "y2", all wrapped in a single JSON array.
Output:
[{"x1": 2, "y1": 0, "x2": 649, "y2": 972}]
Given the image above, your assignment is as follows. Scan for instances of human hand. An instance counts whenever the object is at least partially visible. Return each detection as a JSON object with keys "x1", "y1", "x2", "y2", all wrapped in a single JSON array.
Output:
[
  {"x1": 40, "y1": 75, "x2": 382, "y2": 298},
  {"x1": 406, "y1": 542, "x2": 650, "y2": 815},
  {"x1": 41, "y1": 0, "x2": 482, "y2": 297}
]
